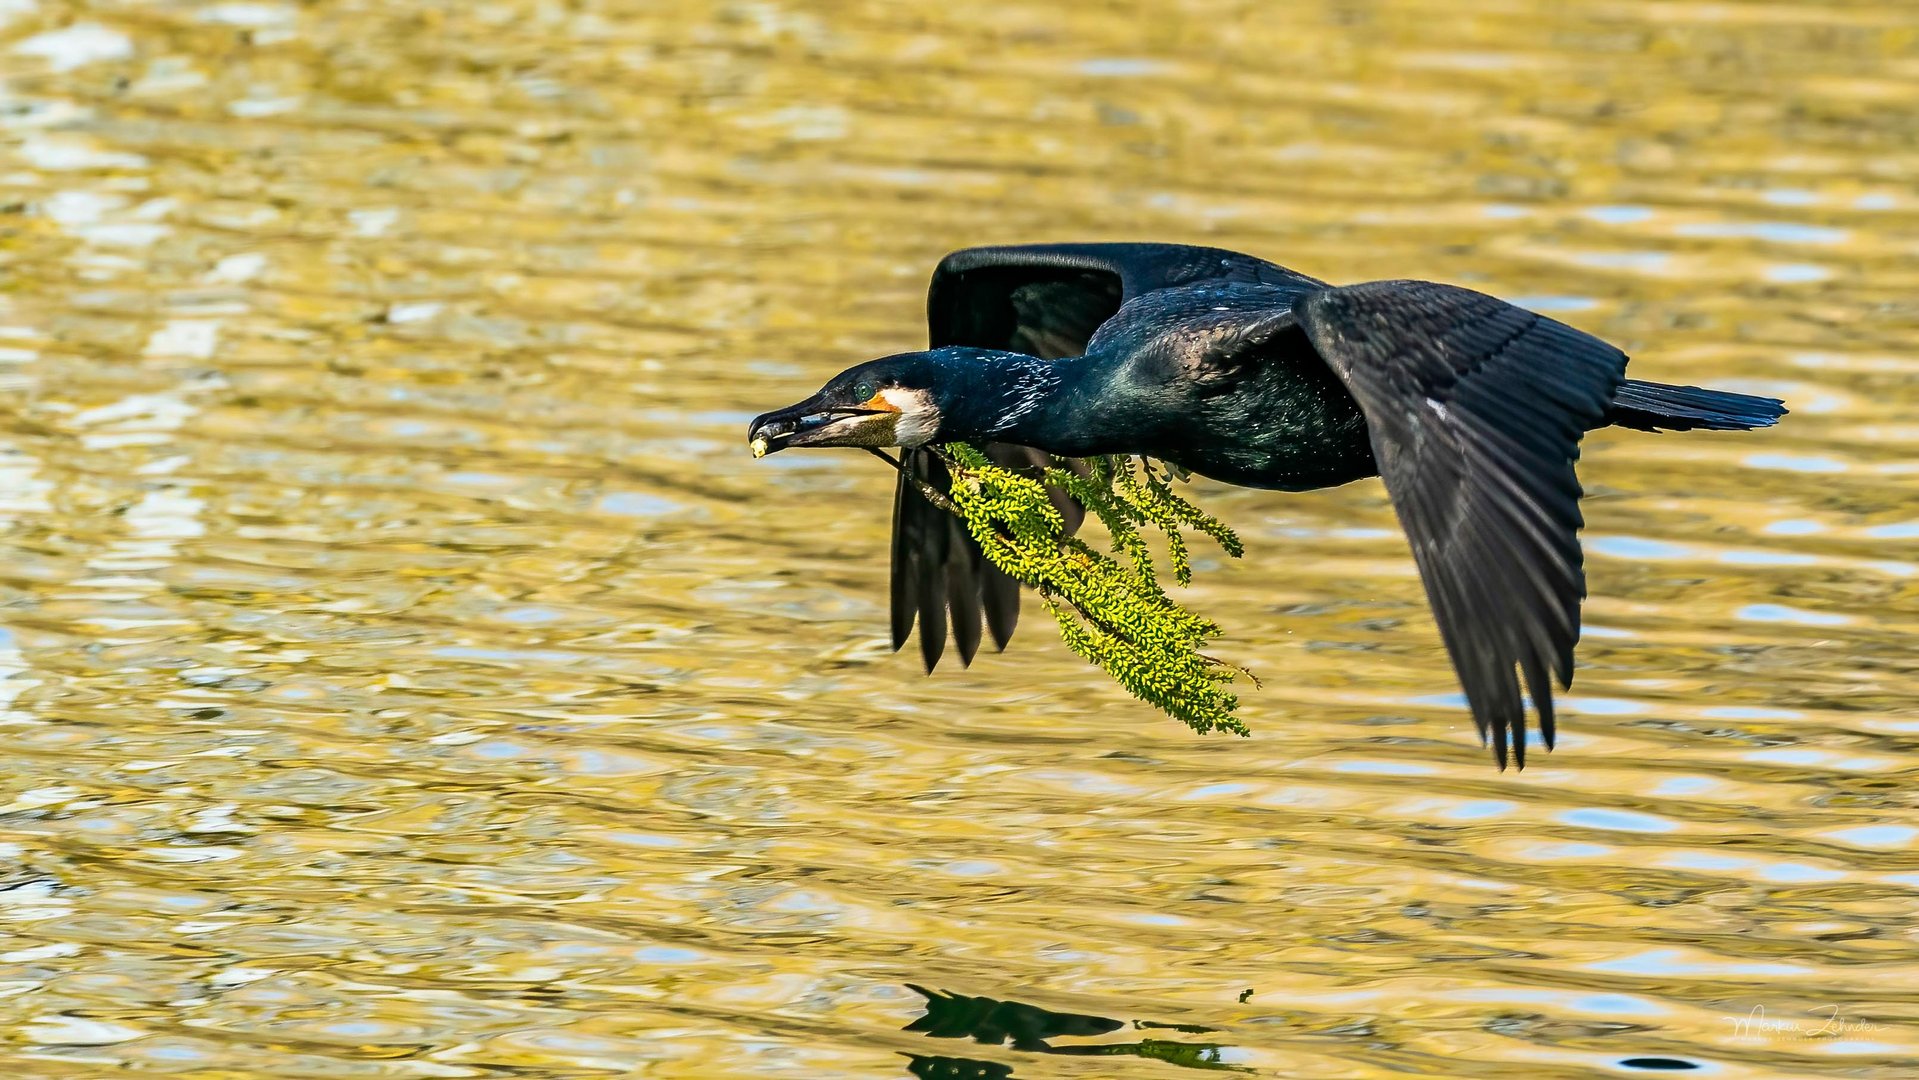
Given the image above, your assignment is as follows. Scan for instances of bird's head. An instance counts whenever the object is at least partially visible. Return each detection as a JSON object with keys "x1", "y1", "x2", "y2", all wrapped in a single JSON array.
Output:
[{"x1": 748, "y1": 350, "x2": 963, "y2": 457}]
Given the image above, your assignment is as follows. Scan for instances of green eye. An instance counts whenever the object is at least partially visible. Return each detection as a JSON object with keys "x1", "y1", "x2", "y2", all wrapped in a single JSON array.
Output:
[{"x1": 853, "y1": 381, "x2": 877, "y2": 402}]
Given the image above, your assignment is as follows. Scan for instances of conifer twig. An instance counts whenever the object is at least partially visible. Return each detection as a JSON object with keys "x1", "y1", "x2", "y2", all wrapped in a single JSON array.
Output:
[{"x1": 905, "y1": 443, "x2": 1250, "y2": 736}]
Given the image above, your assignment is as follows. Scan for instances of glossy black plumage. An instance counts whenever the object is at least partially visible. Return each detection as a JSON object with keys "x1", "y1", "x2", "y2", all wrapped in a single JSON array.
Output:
[
  {"x1": 750, "y1": 243, "x2": 1787, "y2": 767},
  {"x1": 1295, "y1": 283, "x2": 1625, "y2": 768}
]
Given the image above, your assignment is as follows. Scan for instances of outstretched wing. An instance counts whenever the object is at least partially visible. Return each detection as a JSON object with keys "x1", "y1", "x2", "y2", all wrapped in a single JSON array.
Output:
[
  {"x1": 896, "y1": 243, "x2": 1323, "y2": 670},
  {"x1": 1291, "y1": 280, "x2": 1628, "y2": 768}
]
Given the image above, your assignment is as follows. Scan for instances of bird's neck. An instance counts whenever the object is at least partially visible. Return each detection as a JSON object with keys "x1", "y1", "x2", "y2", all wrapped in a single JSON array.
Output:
[{"x1": 944, "y1": 350, "x2": 1129, "y2": 456}]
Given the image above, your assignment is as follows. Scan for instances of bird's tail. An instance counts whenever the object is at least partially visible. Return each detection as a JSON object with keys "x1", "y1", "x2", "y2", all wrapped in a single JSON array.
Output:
[{"x1": 1607, "y1": 379, "x2": 1787, "y2": 432}]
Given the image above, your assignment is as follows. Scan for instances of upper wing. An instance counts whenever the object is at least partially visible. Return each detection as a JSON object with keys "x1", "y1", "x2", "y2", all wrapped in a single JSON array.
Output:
[
  {"x1": 896, "y1": 243, "x2": 1321, "y2": 670},
  {"x1": 929, "y1": 242, "x2": 1323, "y2": 357},
  {"x1": 1292, "y1": 280, "x2": 1628, "y2": 768}
]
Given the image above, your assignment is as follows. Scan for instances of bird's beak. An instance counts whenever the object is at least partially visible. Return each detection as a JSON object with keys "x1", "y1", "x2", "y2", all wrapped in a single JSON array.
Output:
[{"x1": 747, "y1": 393, "x2": 899, "y2": 456}]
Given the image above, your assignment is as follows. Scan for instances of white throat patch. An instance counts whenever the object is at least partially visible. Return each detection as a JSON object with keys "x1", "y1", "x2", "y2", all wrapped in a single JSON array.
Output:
[{"x1": 882, "y1": 387, "x2": 942, "y2": 446}]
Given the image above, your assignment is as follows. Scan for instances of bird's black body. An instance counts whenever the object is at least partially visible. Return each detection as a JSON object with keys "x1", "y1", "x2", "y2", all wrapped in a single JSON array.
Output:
[
  {"x1": 747, "y1": 243, "x2": 1787, "y2": 768},
  {"x1": 1066, "y1": 283, "x2": 1377, "y2": 490}
]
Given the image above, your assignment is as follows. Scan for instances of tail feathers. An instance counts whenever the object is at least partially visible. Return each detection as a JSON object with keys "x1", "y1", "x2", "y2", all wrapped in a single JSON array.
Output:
[{"x1": 1609, "y1": 379, "x2": 1787, "y2": 432}]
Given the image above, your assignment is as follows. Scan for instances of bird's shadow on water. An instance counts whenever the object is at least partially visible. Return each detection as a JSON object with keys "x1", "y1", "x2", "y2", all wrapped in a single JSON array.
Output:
[
  {"x1": 893, "y1": 985, "x2": 1714, "y2": 1078},
  {"x1": 898, "y1": 984, "x2": 1247, "y2": 1077}
]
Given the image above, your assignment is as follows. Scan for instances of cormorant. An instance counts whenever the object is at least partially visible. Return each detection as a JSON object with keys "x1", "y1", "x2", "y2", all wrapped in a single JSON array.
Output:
[{"x1": 746, "y1": 243, "x2": 1786, "y2": 767}]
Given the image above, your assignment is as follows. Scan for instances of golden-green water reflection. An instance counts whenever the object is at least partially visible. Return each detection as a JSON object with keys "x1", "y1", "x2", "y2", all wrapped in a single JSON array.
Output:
[{"x1": 2, "y1": 0, "x2": 1918, "y2": 1076}]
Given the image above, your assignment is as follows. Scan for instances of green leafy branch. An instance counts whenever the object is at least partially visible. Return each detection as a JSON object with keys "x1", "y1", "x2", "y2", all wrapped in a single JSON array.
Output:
[{"x1": 885, "y1": 443, "x2": 1251, "y2": 736}]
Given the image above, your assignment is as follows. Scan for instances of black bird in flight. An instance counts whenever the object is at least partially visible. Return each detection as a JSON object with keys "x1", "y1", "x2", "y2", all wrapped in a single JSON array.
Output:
[{"x1": 748, "y1": 243, "x2": 1785, "y2": 767}]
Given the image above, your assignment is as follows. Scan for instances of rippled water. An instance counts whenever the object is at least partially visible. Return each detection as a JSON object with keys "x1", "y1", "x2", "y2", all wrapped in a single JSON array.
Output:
[{"x1": 2, "y1": 1, "x2": 1918, "y2": 1076}]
